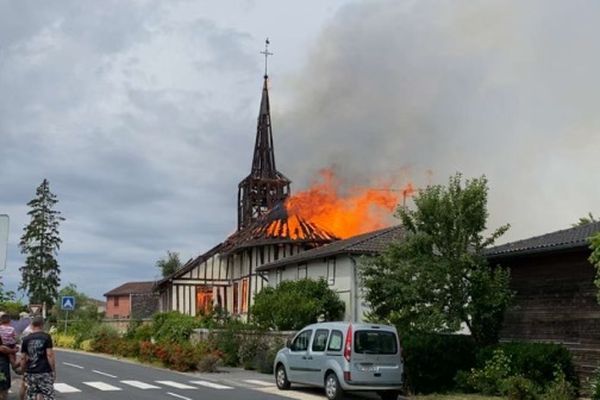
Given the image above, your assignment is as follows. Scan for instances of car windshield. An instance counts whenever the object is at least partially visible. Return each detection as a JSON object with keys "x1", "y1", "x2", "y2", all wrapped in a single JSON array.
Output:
[{"x1": 354, "y1": 330, "x2": 398, "y2": 355}]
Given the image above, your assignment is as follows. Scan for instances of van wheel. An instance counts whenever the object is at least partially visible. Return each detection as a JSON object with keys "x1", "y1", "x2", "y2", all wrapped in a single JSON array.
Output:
[
  {"x1": 324, "y1": 372, "x2": 344, "y2": 400},
  {"x1": 379, "y1": 390, "x2": 401, "y2": 400},
  {"x1": 276, "y1": 364, "x2": 291, "y2": 390}
]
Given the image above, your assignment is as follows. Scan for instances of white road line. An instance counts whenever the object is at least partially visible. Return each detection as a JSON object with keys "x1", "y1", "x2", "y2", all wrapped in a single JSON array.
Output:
[
  {"x1": 54, "y1": 383, "x2": 82, "y2": 393},
  {"x1": 92, "y1": 369, "x2": 117, "y2": 378},
  {"x1": 244, "y1": 379, "x2": 274, "y2": 386},
  {"x1": 167, "y1": 393, "x2": 193, "y2": 400},
  {"x1": 121, "y1": 380, "x2": 161, "y2": 389},
  {"x1": 62, "y1": 362, "x2": 84, "y2": 369},
  {"x1": 190, "y1": 380, "x2": 234, "y2": 389},
  {"x1": 83, "y1": 381, "x2": 122, "y2": 391},
  {"x1": 155, "y1": 380, "x2": 197, "y2": 389}
]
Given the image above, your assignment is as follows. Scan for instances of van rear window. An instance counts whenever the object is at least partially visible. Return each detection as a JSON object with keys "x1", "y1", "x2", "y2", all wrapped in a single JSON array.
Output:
[{"x1": 354, "y1": 331, "x2": 398, "y2": 355}]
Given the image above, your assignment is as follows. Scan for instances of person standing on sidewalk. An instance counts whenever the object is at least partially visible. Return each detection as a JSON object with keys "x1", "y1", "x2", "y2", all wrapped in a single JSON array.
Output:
[
  {"x1": 20, "y1": 316, "x2": 55, "y2": 400},
  {"x1": 0, "y1": 334, "x2": 18, "y2": 400}
]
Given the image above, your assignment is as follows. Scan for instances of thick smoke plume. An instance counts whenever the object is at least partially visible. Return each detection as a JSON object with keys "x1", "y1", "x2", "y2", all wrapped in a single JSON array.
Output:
[{"x1": 276, "y1": 0, "x2": 600, "y2": 242}]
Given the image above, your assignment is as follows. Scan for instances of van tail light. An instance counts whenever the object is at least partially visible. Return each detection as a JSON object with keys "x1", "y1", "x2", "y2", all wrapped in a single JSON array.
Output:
[
  {"x1": 344, "y1": 371, "x2": 352, "y2": 382},
  {"x1": 344, "y1": 324, "x2": 353, "y2": 363}
]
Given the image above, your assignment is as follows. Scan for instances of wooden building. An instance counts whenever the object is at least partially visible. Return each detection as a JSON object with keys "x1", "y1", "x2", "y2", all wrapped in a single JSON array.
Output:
[{"x1": 486, "y1": 221, "x2": 600, "y2": 381}]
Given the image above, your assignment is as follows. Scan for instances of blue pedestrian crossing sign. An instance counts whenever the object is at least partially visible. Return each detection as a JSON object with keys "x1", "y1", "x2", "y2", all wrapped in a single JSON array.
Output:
[{"x1": 61, "y1": 296, "x2": 75, "y2": 311}]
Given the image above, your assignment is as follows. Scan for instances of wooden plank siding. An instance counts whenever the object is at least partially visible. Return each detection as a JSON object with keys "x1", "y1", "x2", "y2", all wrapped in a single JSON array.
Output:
[{"x1": 495, "y1": 249, "x2": 600, "y2": 383}]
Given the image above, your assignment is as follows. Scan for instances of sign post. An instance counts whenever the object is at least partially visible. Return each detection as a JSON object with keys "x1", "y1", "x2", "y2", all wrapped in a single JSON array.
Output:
[{"x1": 61, "y1": 296, "x2": 75, "y2": 333}]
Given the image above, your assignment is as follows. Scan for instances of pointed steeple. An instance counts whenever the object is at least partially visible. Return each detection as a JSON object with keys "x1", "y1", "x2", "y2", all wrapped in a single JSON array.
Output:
[
  {"x1": 250, "y1": 76, "x2": 277, "y2": 178},
  {"x1": 237, "y1": 40, "x2": 291, "y2": 231}
]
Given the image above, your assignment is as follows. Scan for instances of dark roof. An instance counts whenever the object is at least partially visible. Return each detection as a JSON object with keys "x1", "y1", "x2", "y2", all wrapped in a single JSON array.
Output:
[
  {"x1": 220, "y1": 202, "x2": 338, "y2": 255},
  {"x1": 156, "y1": 243, "x2": 224, "y2": 288},
  {"x1": 104, "y1": 281, "x2": 156, "y2": 297},
  {"x1": 256, "y1": 225, "x2": 405, "y2": 271},
  {"x1": 485, "y1": 221, "x2": 600, "y2": 258}
]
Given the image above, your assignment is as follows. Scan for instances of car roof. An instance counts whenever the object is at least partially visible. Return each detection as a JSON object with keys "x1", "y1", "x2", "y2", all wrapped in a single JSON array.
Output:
[{"x1": 300, "y1": 322, "x2": 397, "y2": 333}]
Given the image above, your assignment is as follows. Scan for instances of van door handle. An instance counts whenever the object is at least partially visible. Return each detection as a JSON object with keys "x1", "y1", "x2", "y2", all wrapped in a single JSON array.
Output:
[{"x1": 307, "y1": 356, "x2": 313, "y2": 360}]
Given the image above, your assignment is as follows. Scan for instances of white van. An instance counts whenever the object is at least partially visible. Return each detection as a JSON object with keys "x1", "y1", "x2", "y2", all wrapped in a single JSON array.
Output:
[{"x1": 273, "y1": 322, "x2": 404, "y2": 400}]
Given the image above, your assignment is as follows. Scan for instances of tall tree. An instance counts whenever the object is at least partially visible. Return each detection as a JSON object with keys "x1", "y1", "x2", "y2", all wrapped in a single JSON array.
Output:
[
  {"x1": 362, "y1": 173, "x2": 513, "y2": 345},
  {"x1": 19, "y1": 179, "x2": 65, "y2": 307},
  {"x1": 156, "y1": 250, "x2": 182, "y2": 277}
]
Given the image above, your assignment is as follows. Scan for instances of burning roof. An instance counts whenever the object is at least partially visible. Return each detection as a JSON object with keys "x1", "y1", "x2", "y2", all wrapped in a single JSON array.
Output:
[{"x1": 221, "y1": 202, "x2": 339, "y2": 254}]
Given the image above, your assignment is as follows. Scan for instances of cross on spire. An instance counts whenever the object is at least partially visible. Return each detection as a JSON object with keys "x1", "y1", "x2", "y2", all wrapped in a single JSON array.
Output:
[{"x1": 260, "y1": 38, "x2": 273, "y2": 78}]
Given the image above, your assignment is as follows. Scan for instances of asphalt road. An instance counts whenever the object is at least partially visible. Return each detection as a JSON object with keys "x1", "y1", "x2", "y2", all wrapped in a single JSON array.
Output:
[{"x1": 7, "y1": 349, "x2": 316, "y2": 400}]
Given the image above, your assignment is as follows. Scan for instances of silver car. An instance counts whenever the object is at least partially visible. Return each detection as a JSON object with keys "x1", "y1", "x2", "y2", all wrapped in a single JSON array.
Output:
[{"x1": 274, "y1": 322, "x2": 404, "y2": 400}]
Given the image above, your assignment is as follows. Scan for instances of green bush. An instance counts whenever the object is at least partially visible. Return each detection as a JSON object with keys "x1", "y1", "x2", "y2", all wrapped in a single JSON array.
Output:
[
  {"x1": 502, "y1": 375, "x2": 540, "y2": 400},
  {"x1": 208, "y1": 321, "x2": 253, "y2": 366},
  {"x1": 251, "y1": 279, "x2": 345, "y2": 330},
  {"x1": 591, "y1": 367, "x2": 600, "y2": 400},
  {"x1": 401, "y1": 334, "x2": 477, "y2": 394},
  {"x1": 89, "y1": 324, "x2": 120, "y2": 354},
  {"x1": 467, "y1": 348, "x2": 514, "y2": 395},
  {"x1": 541, "y1": 369, "x2": 576, "y2": 400},
  {"x1": 152, "y1": 312, "x2": 203, "y2": 344},
  {"x1": 478, "y1": 343, "x2": 578, "y2": 389}
]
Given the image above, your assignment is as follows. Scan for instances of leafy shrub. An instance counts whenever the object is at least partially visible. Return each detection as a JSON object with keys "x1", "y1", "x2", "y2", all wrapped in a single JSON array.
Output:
[
  {"x1": 152, "y1": 312, "x2": 202, "y2": 344},
  {"x1": 80, "y1": 339, "x2": 93, "y2": 352},
  {"x1": 541, "y1": 369, "x2": 576, "y2": 400},
  {"x1": 502, "y1": 376, "x2": 539, "y2": 400},
  {"x1": 251, "y1": 279, "x2": 345, "y2": 330},
  {"x1": 478, "y1": 342, "x2": 578, "y2": 389},
  {"x1": 209, "y1": 321, "x2": 246, "y2": 366},
  {"x1": 198, "y1": 351, "x2": 222, "y2": 372},
  {"x1": 401, "y1": 334, "x2": 477, "y2": 394},
  {"x1": 89, "y1": 324, "x2": 120, "y2": 354},
  {"x1": 467, "y1": 349, "x2": 514, "y2": 395},
  {"x1": 138, "y1": 341, "x2": 156, "y2": 363},
  {"x1": 54, "y1": 334, "x2": 77, "y2": 349},
  {"x1": 113, "y1": 338, "x2": 141, "y2": 358},
  {"x1": 591, "y1": 367, "x2": 600, "y2": 400}
]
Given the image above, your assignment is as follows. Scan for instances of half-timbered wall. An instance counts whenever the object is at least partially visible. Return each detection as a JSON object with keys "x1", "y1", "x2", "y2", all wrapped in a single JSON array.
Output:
[{"x1": 159, "y1": 243, "x2": 309, "y2": 318}]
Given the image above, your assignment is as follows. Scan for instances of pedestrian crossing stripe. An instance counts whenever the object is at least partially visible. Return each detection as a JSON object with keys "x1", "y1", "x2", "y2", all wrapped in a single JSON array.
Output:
[
  {"x1": 121, "y1": 380, "x2": 161, "y2": 389},
  {"x1": 190, "y1": 380, "x2": 234, "y2": 389},
  {"x1": 83, "y1": 381, "x2": 122, "y2": 391},
  {"x1": 244, "y1": 379, "x2": 274, "y2": 386},
  {"x1": 54, "y1": 383, "x2": 81, "y2": 393},
  {"x1": 155, "y1": 380, "x2": 197, "y2": 389},
  {"x1": 51, "y1": 378, "x2": 266, "y2": 393}
]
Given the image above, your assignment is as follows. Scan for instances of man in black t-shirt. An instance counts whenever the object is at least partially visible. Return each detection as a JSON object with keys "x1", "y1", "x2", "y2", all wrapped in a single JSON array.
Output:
[{"x1": 20, "y1": 316, "x2": 55, "y2": 400}]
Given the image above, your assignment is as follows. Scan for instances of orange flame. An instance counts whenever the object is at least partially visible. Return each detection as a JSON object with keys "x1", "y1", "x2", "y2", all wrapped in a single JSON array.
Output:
[{"x1": 285, "y1": 169, "x2": 414, "y2": 239}]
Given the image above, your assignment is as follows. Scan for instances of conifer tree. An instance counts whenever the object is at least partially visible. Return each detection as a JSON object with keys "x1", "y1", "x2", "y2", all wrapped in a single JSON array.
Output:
[{"x1": 19, "y1": 179, "x2": 65, "y2": 306}]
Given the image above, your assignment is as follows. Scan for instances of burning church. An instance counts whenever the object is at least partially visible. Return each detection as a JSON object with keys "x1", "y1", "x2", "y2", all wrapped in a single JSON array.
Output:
[
  {"x1": 155, "y1": 63, "x2": 340, "y2": 317},
  {"x1": 156, "y1": 45, "x2": 407, "y2": 319}
]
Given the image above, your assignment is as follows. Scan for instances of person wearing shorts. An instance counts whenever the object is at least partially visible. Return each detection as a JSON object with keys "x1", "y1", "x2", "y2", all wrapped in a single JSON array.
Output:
[{"x1": 20, "y1": 316, "x2": 55, "y2": 400}]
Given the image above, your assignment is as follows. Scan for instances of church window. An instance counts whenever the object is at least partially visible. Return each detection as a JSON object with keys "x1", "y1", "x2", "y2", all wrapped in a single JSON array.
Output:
[
  {"x1": 241, "y1": 279, "x2": 249, "y2": 313},
  {"x1": 233, "y1": 282, "x2": 239, "y2": 314}
]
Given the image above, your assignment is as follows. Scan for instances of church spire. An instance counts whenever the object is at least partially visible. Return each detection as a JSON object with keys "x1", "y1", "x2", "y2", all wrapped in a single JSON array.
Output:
[{"x1": 237, "y1": 39, "x2": 291, "y2": 230}]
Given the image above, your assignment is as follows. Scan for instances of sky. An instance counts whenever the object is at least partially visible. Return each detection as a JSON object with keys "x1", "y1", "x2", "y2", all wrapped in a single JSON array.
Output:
[{"x1": 1, "y1": 0, "x2": 599, "y2": 300}]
